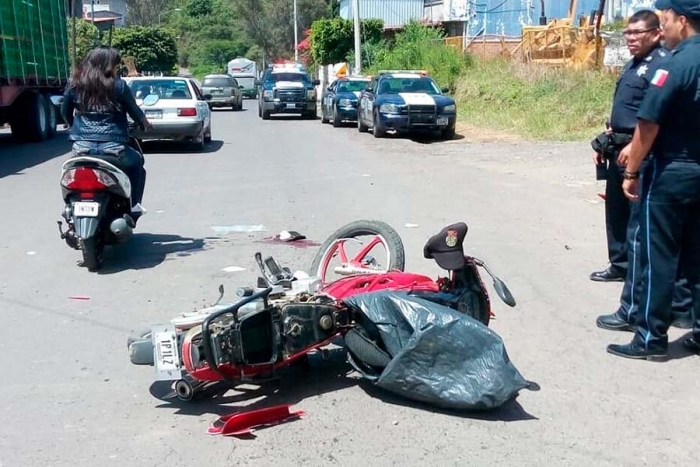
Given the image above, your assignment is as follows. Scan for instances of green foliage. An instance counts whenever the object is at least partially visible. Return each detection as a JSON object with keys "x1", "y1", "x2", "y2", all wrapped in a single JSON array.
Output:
[
  {"x1": 186, "y1": 0, "x2": 214, "y2": 18},
  {"x1": 190, "y1": 39, "x2": 250, "y2": 69},
  {"x1": 454, "y1": 57, "x2": 617, "y2": 140},
  {"x1": 111, "y1": 27, "x2": 179, "y2": 74},
  {"x1": 309, "y1": 18, "x2": 384, "y2": 65},
  {"x1": 67, "y1": 19, "x2": 100, "y2": 67},
  {"x1": 366, "y1": 21, "x2": 471, "y2": 92}
]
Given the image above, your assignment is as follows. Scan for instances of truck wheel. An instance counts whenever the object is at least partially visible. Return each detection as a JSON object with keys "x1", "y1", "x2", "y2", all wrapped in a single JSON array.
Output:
[
  {"x1": 45, "y1": 95, "x2": 57, "y2": 139},
  {"x1": 10, "y1": 91, "x2": 49, "y2": 142}
]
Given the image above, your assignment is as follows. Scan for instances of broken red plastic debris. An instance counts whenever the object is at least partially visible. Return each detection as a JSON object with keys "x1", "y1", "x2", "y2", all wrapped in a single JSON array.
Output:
[{"x1": 207, "y1": 404, "x2": 306, "y2": 437}]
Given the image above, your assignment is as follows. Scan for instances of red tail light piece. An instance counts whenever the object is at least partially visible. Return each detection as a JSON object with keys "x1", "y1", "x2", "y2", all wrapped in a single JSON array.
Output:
[
  {"x1": 177, "y1": 108, "x2": 197, "y2": 117},
  {"x1": 61, "y1": 168, "x2": 116, "y2": 191}
]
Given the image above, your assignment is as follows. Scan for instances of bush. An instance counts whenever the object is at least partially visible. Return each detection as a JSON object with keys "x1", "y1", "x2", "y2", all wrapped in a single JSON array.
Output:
[{"x1": 366, "y1": 21, "x2": 471, "y2": 92}]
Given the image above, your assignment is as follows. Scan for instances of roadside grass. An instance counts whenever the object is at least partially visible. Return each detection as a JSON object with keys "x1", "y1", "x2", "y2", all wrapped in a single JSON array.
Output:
[{"x1": 454, "y1": 57, "x2": 617, "y2": 141}]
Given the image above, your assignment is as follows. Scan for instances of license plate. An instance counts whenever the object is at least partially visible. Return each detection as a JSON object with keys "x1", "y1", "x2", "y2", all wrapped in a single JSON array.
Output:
[
  {"x1": 145, "y1": 110, "x2": 162, "y2": 119},
  {"x1": 73, "y1": 202, "x2": 99, "y2": 217},
  {"x1": 285, "y1": 103, "x2": 297, "y2": 109},
  {"x1": 437, "y1": 117, "x2": 449, "y2": 126},
  {"x1": 152, "y1": 324, "x2": 182, "y2": 381}
]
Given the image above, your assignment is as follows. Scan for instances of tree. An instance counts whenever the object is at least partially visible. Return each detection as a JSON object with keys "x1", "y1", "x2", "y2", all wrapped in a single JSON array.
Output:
[
  {"x1": 112, "y1": 27, "x2": 179, "y2": 74},
  {"x1": 68, "y1": 19, "x2": 100, "y2": 67},
  {"x1": 125, "y1": 0, "x2": 177, "y2": 26},
  {"x1": 186, "y1": 0, "x2": 214, "y2": 18},
  {"x1": 232, "y1": 0, "x2": 330, "y2": 61},
  {"x1": 309, "y1": 18, "x2": 383, "y2": 65}
]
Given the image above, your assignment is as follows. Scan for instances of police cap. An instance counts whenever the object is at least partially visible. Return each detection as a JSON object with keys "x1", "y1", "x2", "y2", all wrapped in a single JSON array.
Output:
[{"x1": 656, "y1": 0, "x2": 700, "y2": 18}]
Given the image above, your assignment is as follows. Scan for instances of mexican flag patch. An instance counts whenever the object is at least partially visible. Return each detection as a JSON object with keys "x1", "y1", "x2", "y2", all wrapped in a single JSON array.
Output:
[{"x1": 651, "y1": 69, "x2": 669, "y2": 87}]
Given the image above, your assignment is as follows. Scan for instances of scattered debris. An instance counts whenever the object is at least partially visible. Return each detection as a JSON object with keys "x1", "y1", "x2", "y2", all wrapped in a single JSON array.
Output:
[
  {"x1": 597, "y1": 193, "x2": 606, "y2": 201},
  {"x1": 211, "y1": 225, "x2": 268, "y2": 235},
  {"x1": 26, "y1": 251, "x2": 36, "y2": 255},
  {"x1": 404, "y1": 223, "x2": 419, "y2": 228},
  {"x1": 362, "y1": 174, "x2": 371, "y2": 177},
  {"x1": 565, "y1": 245, "x2": 572, "y2": 250},
  {"x1": 156, "y1": 210, "x2": 165, "y2": 214},
  {"x1": 207, "y1": 404, "x2": 305, "y2": 438},
  {"x1": 221, "y1": 266, "x2": 246, "y2": 273},
  {"x1": 279, "y1": 230, "x2": 305, "y2": 241},
  {"x1": 69, "y1": 296, "x2": 90, "y2": 300}
]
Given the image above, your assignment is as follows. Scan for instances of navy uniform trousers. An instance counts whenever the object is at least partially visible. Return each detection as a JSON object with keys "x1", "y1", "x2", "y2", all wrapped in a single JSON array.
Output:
[
  {"x1": 618, "y1": 159, "x2": 692, "y2": 323},
  {"x1": 633, "y1": 157, "x2": 700, "y2": 350}
]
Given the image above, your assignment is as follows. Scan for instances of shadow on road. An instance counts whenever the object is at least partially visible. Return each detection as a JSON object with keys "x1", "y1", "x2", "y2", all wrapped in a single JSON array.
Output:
[
  {"x1": 0, "y1": 131, "x2": 71, "y2": 179},
  {"x1": 97, "y1": 232, "x2": 207, "y2": 274},
  {"x1": 140, "y1": 139, "x2": 224, "y2": 154},
  {"x1": 147, "y1": 342, "x2": 538, "y2": 429}
]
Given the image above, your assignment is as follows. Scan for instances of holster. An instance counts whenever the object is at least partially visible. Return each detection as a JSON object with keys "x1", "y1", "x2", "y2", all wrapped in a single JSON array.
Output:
[{"x1": 590, "y1": 132, "x2": 632, "y2": 159}]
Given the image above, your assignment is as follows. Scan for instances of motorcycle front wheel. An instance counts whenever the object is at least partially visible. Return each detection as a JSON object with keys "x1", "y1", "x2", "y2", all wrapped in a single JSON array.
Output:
[{"x1": 310, "y1": 220, "x2": 405, "y2": 284}]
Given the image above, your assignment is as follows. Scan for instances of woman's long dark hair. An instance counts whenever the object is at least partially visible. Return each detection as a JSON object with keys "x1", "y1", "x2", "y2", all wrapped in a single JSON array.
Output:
[{"x1": 71, "y1": 46, "x2": 122, "y2": 112}]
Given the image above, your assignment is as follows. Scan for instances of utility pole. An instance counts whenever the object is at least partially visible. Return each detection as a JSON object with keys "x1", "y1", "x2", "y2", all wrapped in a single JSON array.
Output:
[
  {"x1": 294, "y1": 0, "x2": 299, "y2": 62},
  {"x1": 352, "y1": 0, "x2": 361, "y2": 74}
]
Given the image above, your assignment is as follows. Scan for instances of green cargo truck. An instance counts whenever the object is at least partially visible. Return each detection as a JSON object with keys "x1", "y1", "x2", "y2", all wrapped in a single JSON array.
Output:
[{"x1": 0, "y1": 0, "x2": 71, "y2": 142}]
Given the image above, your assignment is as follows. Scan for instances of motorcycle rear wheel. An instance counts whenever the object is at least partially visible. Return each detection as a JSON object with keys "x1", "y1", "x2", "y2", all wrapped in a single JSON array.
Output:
[
  {"x1": 81, "y1": 236, "x2": 104, "y2": 271},
  {"x1": 310, "y1": 220, "x2": 405, "y2": 283}
]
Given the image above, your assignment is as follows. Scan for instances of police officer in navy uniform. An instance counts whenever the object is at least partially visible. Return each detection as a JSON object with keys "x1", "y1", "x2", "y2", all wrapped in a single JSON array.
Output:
[
  {"x1": 608, "y1": 0, "x2": 700, "y2": 359},
  {"x1": 591, "y1": 10, "x2": 669, "y2": 283},
  {"x1": 596, "y1": 10, "x2": 693, "y2": 332}
]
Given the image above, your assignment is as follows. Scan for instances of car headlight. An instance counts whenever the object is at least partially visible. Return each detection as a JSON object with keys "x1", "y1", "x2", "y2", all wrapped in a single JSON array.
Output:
[
  {"x1": 306, "y1": 90, "x2": 316, "y2": 100},
  {"x1": 338, "y1": 98, "x2": 353, "y2": 107},
  {"x1": 443, "y1": 104, "x2": 456, "y2": 112},
  {"x1": 380, "y1": 103, "x2": 400, "y2": 113},
  {"x1": 263, "y1": 90, "x2": 273, "y2": 99}
]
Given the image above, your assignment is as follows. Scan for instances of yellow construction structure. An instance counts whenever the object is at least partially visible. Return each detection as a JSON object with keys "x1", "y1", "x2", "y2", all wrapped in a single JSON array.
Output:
[{"x1": 513, "y1": 0, "x2": 606, "y2": 70}]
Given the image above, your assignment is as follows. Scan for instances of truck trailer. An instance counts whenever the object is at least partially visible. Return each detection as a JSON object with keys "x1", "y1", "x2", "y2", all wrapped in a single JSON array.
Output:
[
  {"x1": 227, "y1": 57, "x2": 258, "y2": 99},
  {"x1": 0, "y1": 0, "x2": 71, "y2": 142}
]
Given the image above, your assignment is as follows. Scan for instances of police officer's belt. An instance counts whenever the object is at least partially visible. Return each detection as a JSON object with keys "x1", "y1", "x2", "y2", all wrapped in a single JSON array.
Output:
[{"x1": 591, "y1": 132, "x2": 633, "y2": 158}]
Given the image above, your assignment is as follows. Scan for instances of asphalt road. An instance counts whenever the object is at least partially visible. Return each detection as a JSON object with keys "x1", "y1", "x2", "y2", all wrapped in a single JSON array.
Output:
[{"x1": 0, "y1": 100, "x2": 697, "y2": 466}]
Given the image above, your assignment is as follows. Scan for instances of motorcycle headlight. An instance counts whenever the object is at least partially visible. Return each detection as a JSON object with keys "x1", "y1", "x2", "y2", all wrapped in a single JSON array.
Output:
[
  {"x1": 338, "y1": 98, "x2": 353, "y2": 107},
  {"x1": 380, "y1": 103, "x2": 400, "y2": 114},
  {"x1": 263, "y1": 90, "x2": 273, "y2": 99},
  {"x1": 443, "y1": 104, "x2": 456, "y2": 112}
]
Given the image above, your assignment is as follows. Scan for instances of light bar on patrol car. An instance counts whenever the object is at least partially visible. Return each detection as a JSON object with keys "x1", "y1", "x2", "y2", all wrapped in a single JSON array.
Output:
[{"x1": 377, "y1": 69, "x2": 429, "y2": 76}]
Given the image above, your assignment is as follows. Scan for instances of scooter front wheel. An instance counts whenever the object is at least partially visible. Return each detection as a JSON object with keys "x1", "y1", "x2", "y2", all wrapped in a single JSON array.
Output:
[{"x1": 81, "y1": 236, "x2": 104, "y2": 271}]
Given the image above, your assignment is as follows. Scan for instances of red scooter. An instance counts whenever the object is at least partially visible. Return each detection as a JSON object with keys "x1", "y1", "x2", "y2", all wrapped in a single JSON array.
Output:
[{"x1": 127, "y1": 221, "x2": 515, "y2": 402}]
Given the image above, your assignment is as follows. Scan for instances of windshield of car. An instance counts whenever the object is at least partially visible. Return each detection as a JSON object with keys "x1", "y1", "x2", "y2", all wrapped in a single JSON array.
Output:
[
  {"x1": 377, "y1": 77, "x2": 441, "y2": 95},
  {"x1": 337, "y1": 80, "x2": 369, "y2": 93},
  {"x1": 269, "y1": 72, "x2": 310, "y2": 83},
  {"x1": 202, "y1": 77, "x2": 232, "y2": 88},
  {"x1": 128, "y1": 79, "x2": 192, "y2": 100}
]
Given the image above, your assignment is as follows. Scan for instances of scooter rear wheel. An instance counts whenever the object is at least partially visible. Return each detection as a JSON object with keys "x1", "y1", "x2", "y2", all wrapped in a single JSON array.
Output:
[{"x1": 81, "y1": 236, "x2": 104, "y2": 271}]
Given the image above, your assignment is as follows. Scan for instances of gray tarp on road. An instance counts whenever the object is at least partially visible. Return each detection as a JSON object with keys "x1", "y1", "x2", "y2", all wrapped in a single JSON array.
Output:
[{"x1": 343, "y1": 291, "x2": 530, "y2": 410}]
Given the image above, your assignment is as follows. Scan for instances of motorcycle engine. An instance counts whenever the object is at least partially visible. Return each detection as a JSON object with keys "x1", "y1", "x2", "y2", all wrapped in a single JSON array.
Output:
[{"x1": 280, "y1": 301, "x2": 344, "y2": 356}]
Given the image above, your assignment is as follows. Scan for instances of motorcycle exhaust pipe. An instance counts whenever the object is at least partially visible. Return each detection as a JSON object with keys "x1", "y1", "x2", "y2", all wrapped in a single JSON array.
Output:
[{"x1": 110, "y1": 217, "x2": 133, "y2": 242}]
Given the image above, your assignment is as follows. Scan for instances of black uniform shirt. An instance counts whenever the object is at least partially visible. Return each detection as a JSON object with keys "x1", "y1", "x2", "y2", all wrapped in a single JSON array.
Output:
[
  {"x1": 610, "y1": 45, "x2": 670, "y2": 134},
  {"x1": 637, "y1": 35, "x2": 700, "y2": 161}
]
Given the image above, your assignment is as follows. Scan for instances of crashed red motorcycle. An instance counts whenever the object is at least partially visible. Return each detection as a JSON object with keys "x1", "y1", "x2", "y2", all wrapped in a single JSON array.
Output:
[{"x1": 127, "y1": 220, "x2": 516, "y2": 402}]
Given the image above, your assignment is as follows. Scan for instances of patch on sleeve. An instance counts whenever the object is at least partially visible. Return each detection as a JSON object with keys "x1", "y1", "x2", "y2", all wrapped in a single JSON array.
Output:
[{"x1": 651, "y1": 69, "x2": 669, "y2": 87}]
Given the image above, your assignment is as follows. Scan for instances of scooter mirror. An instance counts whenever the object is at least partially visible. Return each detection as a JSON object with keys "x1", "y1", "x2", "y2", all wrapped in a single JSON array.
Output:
[
  {"x1": 142, "y1": 94, "x2": 159, "y2": 106},
  {"x1": 492, "y1": 277, "x2": 516, "y2": 307}
]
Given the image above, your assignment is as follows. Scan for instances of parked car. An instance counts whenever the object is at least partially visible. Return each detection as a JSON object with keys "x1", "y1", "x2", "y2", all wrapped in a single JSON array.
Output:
[
  {"x1": 357, "y1": 70, "x2": 457, "y2": 140},
  {"x1": 201, "y1": 74, "x2": 243, "y2": 111},
  {"x1": 321, "y1": 76, "x2": 370, "y2": 127},
  {"x1": 125, "y1": 76, "x2": 213, "y2": 151}
]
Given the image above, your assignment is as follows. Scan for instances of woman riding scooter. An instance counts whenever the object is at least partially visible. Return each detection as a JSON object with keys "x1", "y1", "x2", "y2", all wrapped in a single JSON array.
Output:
[{"x1": 60, "y1": 46, "x2": 152, "y2": 223}]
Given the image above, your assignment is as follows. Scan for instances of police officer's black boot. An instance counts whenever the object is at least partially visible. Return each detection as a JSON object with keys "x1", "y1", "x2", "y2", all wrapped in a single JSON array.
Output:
[
  {"x1": 606, "y1": 342, "x2": 667, "y2": 361},
  {"x1": 682, "y1": 337, "x2": 700, "y2": 354},
  {"x1": 596, "y1": 309, "x2": 635, "y2": 332}
]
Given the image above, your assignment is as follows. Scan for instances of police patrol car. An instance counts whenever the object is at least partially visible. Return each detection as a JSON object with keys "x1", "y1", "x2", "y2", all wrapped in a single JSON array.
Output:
[
  {"x1": 320, "y1": 75, "x2": 371, "y2": 126},
  {"x1": 256, "y1": 62, "x2": 320, "y2": 120},
  {"x1": 357, "y1": 70, "x2": 457, "y2": 139}
]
